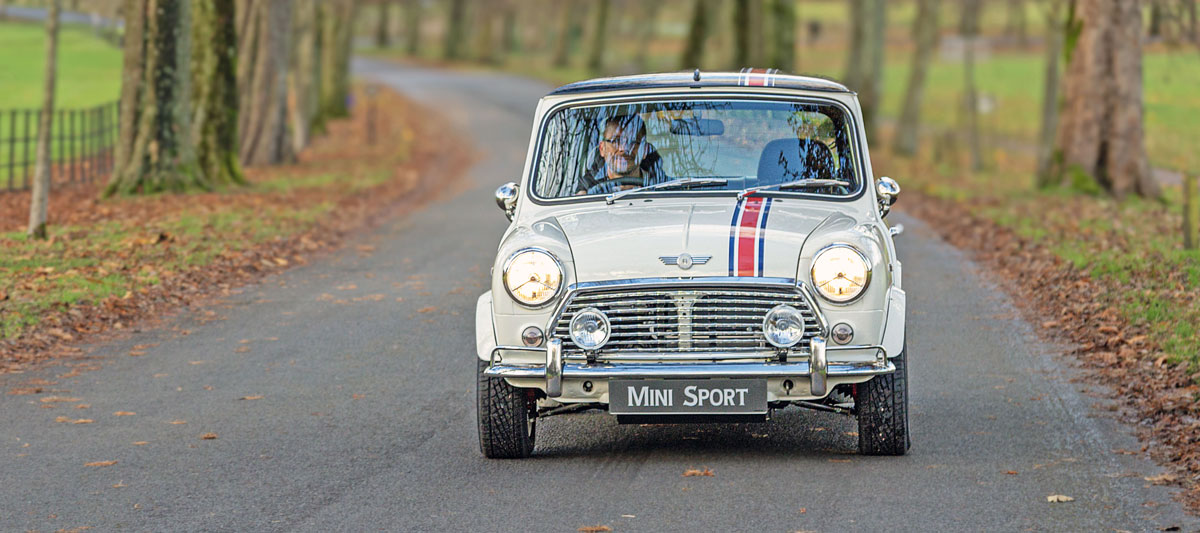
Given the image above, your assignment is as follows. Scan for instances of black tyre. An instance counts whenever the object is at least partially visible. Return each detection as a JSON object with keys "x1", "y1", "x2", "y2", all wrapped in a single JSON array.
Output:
[
  {"x1": 856, "y1": 346, "x2": 910, "y2": 456},
  {"x1": 477, "y1": 360, "x2": 536, "y2": 459}
]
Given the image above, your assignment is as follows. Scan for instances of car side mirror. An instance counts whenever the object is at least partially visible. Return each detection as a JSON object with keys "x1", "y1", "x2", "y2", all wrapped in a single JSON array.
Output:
[
  {"x1": 876, "y1": 176, "x2": 900, "y2": 218},
  {"x1": 495, "y1": 182, "x2": 519, "y2": 221}
]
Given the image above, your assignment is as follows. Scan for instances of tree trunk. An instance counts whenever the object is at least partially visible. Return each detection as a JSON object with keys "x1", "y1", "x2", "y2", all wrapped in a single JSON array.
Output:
[
  {"x1": 289, "y1": 0, "x2": 319, "y2": 151},
  {"x1": 586, "y1": 0, "x2": 609, "y2": 73},
  {"x1": 1148, "y1": 0, "x2": 1163, "y2": 38},
  {"x1": 1057, "y1": 0, "x2": 1159, "y2": 198},
  {"x1": 502, "y1": 1, "x2": 518, "y2": 55},
  {"x1": 1035, "y1": 0, "x2": 1065, "y2": 187},
  {"x1": 476, "y1": 4, "x2": 496, "y2": 64},
  {"x1": 860, "y1": 0, "x2": 886, "y2": 141},
  {"x1": 633, "y1": 0, "x2": 661, "y2": 71},
  {"x1": 843, "y1": 0, "x2": 867, "y2": 89},
  {"x1": 28, "y1": 0, "x2": 58, "y2": 238},
  {"x1": 893, "y1": 0, "x2": 939, "y2": 156},
  {"x1": 317, "y1": 0, "x2": 355, "y2": 125},
  {"x1": 375, "y1": 1, "x2": 390, "y2": 49},
  {"x1": 680, "y1": 0, "x2": 709, "y2": 69},
  {"x1": 769, "y1": 0, "x2": 795, "y2": 71},
  {"x1": 105, "y1": 0, "x2": 198, "y2": 196},
  {"x1": 961, "y1": 0, "x2": 985, "y2": 171},
  {"x1": 237, "y1": 0, "x2": 293, "y2": 167},
  {"x1": 552, "y1": 0, "x2": 578, "y2": 68},
  {"x1": 191, "y1": 0, "x2": 243, "y2": 187},
  {"x1": 1006, "y1": 0, "x2": 1027, "y2": 46},
  {"x1": 444, "y1": 0, "x2": 467, "y2": 60},
  {"x1": 733, "y1": 0, "x2": 751, "y2": 67},
  {"x1": 404, "y1": 0, "x2": 421, "y2": 55}
]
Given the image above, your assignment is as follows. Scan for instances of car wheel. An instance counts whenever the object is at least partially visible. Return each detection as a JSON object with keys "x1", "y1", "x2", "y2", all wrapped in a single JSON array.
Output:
[
  {"x1": 477, "y1": 359, "x2": 536, "y2": 459},
  {"x1": 856, "y1": 344, "x2": 910, "y2": 456}
]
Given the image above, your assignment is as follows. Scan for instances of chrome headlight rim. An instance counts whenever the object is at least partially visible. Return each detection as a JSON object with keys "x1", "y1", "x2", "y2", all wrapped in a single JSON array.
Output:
[
  {"x1": 568, "y1": 306, "x2": 611, "y2": 350},
  {"x1": 501, "y1": 246, "x2": 565, "y2": 309},
  {"x1": 761, "y1": 304, "x2": 807, "y2": 348},
  {"x1": 809, "y1": 243, "x2": 872, "y2": 305}
]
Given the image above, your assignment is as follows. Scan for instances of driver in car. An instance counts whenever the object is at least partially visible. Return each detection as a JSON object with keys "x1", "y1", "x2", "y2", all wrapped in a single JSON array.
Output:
[{"x1": 575, "y1": 114, "x2": 666, "y2": 195}]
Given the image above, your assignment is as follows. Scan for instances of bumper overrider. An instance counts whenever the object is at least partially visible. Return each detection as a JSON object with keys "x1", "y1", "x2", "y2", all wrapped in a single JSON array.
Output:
[{"x1": 485, "y1": 338, "x2": 892, "y2": 398}]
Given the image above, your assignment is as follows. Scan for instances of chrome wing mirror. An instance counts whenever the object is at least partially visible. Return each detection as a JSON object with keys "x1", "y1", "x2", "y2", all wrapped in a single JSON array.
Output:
[
  {"x1": 876, "y1": 176, "x2": 900, "y2": 218},
  {"x1": 495, "y1": 182, "x2": 519, "y2": 221}
]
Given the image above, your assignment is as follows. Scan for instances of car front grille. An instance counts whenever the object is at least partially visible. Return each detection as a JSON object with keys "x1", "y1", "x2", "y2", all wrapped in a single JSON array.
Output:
[{"x1": 552, "y1": 284, "x2": 824, "y2": 359}]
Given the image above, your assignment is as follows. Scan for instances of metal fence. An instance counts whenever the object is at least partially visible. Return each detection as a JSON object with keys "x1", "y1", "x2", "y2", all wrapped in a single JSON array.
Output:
[{"x1": 0, "y1": 101, "x2": 119, "y2": 192}]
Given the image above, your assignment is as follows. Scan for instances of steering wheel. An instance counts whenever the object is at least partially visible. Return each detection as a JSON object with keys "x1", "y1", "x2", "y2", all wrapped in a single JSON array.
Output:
[{"x1": 586, "y1": 176, "x2": 645, "y2": 195}]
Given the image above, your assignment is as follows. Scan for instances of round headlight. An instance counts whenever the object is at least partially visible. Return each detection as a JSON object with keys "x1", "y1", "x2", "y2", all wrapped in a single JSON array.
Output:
[
  {"x1": 569, "y1": 307, "x2": 610, "y2": 350},
  {"x1": 762, "y1": 304, "x2": 807, "y2": 348},
  {"x1": 810, "y1": 244, "x2": 871, "y2": 303},
  {"x1": 503, "y1": 248, "x2": 563, "y2": 307}
]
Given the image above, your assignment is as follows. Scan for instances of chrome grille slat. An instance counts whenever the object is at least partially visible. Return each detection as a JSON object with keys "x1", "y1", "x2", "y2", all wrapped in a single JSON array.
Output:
[{"x1": 554, "y1": 283, "x2": 823, "y2": 359}]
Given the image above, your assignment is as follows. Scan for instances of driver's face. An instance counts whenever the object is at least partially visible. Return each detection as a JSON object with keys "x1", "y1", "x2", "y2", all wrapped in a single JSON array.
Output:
[{"x1": 599, "y1": 122, "x2": 644, "y2": 177}]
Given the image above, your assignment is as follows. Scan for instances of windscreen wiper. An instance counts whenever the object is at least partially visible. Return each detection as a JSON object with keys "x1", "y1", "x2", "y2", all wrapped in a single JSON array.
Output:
[
  {"x1": 605, "y1": 177, "x2": 730, "y2": 205},
  {"x1": 737, "y1": 178, "x2": 851, "y2": 200}
]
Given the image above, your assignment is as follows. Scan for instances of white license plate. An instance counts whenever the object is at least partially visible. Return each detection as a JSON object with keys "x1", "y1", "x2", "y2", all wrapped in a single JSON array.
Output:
[{"x1": 609, "y1": 379, "x2": 768, "y2": 415}]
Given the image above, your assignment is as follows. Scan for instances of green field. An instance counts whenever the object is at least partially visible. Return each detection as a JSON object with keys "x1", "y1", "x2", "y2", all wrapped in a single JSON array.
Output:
[
  {"x1": 0, "y1": 21, "x2": 121, "y2": 187},
  {"x1": 0, "y1": 21, "x2": 122, "y2": 109}
]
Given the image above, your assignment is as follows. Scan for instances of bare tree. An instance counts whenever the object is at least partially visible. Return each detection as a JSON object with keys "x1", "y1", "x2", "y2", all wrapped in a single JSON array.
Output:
[
  {"x1": 1006, "y1": 0, "x2": 1028, "y2": 46},
  {"x1": 586, "y1": 0, "x2": 610, "y2": 73},
  {"x1": 553, "y1": 0, "x2": 581, "y2": 68},
  {"x1": 769, "y1": 0, "x2": 795, "y2": 71},
  {"x1": 237, "y1": 0, "x2": 293, "y2": 166},
  {"x1": 375, "y1": 1, "x2": 391, "y2": 49},
  {"x1": 28, "y1": 0, "x2": 58, "y2": 238},
  {"x1": 1056, "y1": 0, "x2": 1159, "y2": 198},
  {"x1": 317, "y1": 0, "x2": 356, "y2": 126},
  {"x1": 444, "y1": 0, "x2": 467, "y2": 60},
  {"x1": 633, "y1": 0, "x2": 661, "y2": 72},
  {"x1": 733, "y1": 0, "x2": 763, "y2": 67},
  {"x1": 961, "y1": 0, "x2": 986, "y2": 171},
  {"x1": 106, "y1": 0, "x2": 198, "y2": 196},
  {"x1": 289, "y1": 0, "x2": 319, "y2": 151},
  {"x1": 404, "y1": 0, "x2": 421, "y2": 55},
  {"x1": 680, "y1": 0, "x2": 710, "y2": 69},
  {"x1": 191, "y1": 0, "x2": 244, "y2": 187},
  {"x1": 843, "y1": 0, "x2": 867, "y2": 88},
  {"x1": 1035, "y1": 0, "x2": 1065, "y2": 187},
  {"x1": 893, "y1": 0, "x2": 939, "y2": 156}
]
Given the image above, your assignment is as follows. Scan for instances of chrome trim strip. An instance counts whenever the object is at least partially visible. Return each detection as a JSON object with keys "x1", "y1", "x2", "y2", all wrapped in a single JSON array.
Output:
[
  {"x1": 483, "y1": 360, "x2": 894, "y2": 380},
  {"x1": 809, "y1": 337, "x2": 828, "y2": 396}
]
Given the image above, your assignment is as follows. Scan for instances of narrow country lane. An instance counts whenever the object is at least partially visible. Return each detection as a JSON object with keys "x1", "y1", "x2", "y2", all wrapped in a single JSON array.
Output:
[{"x1": 0, "y1": 59, "x2": 1195, "y2": 532}]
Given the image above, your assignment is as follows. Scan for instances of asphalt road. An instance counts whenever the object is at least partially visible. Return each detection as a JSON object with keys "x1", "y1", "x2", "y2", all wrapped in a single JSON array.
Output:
[{"x1": 2, "y1": 60, "x2": 1196, "y2": 532}]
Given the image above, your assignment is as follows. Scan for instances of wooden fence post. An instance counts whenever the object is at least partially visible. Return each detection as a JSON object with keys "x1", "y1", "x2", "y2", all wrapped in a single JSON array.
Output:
[{"x1": 1185, "y1": 173, "x2": 1198, "y2": 251}]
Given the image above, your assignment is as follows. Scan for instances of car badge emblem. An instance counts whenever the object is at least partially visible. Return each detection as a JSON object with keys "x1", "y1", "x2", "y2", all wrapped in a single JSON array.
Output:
[{"x1": 659, "y1": 253, "x2": 711, "y2": 270}]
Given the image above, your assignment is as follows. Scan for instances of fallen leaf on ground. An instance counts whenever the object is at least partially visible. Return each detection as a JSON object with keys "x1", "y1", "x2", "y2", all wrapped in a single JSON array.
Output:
[
  {"x1": 75, "y1": 404, "x2": 90, "y2": 409},
  {"x1": 55, "y1": 416, "x2": 71, "y2": 423},
  {"x1": 828, "y1": 458, "x2": 851, "y2": 463},
  {"x1": 1046, "y1": 494, "x2": 1074, "y2": 503},
  {"x1": 169, "y1": 420, "x2": 187, "y2": 425},
  {"x1": 189, "y1": 360, "x2": 205, "y2": 365},
  {"x1": 8, "y1": 387, "x2": 43, "y2": 395},
  {"x1": 239, "y1": 395, "x2": 263, "y2": 401},
  {"x1": 85, "y1": 460, "x2": 117, "y2": 467},
  {"x1": 132, "y1": 441, "x2": 149, "y2": 446},
  {"x1": 40, "y1": 396, "x2": 81, "y2": 403},
  {"x1": 113, "y1": 411, "x2": 136, "y2": 416},
  {"x1": 112, "y1": 481, "x2": 127, "y2": 488},
  {"x1": 1004, "y1": 470, "x2": 1019, "y2": 475},
  {"x1": 577, "y1": 526, "x2": 612, "y2": 533},
  {"x1": 417, "y1": 306, "x2": 438, "y2": 313},
  {"x1": 336, "y1": 284, "x2": 357, "y2": 291},
  {"x1": 200, "y1": 432, "x2": 218, "y2": 440},
  {"x1": 620, "y1": 514, "x2": 635, "y2": 518},
  {"x1": 73, "y1": 419, "x2": 94, "y2": 424},
  {"x1": 128, "y1": 350, "x2": 146, "y2": 357},
  {"x1": 683, "y1": 468, "x2": 714, "y2": 477},
  {"x1": 235, "y1": 346, "x2": 250, "y2": 353},
  {"x1": 153, "y1": 373, "x2": 168, "y2": 378},
  {"x1": 1145, "y1": 473, "x2": 1177, "y2": 484},
  {"x1": 352, "y1": 394, "x2": 365, "y2": 400}
]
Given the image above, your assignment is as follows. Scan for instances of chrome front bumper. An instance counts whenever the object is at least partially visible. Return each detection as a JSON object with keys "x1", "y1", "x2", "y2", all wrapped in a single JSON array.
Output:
[{"x1": 485, "y1": 337, "x2": 892, "y2": 398}]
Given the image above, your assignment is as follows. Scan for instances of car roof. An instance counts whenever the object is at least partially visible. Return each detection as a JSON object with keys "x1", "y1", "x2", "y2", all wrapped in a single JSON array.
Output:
[{"x1": 547, "y1": 69, "x2": 851, "y2": 96}]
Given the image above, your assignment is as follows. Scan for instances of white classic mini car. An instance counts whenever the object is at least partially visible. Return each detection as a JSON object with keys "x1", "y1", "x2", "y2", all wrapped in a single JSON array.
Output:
[{"x1": 476, "y1": 69, "x2": 907, "y2": 458}]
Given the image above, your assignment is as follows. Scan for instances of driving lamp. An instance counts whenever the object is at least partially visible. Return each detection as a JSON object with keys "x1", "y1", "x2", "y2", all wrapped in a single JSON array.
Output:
[
  {"x1": 569, "y1": 307, "x2": 610, "y2": 350},
  {"x1": 810, "y1": 245, "x2": 871, "y2": 303},
  {"x1": 502, "y1": 248, "x2": 563, "y2": 307},
  {"x1": 762, "y1": 304, "x2": 807, "y2": 348}
]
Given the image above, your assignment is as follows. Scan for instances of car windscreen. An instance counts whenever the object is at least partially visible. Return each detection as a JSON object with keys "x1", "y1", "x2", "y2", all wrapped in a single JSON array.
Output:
[{"x1": 532, "y1": 99, "x2": 860, "y2": 200}]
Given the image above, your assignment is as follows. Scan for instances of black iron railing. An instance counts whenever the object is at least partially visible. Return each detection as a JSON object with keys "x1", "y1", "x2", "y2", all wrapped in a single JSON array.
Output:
[{"x1": 1, "y1": 101, "x2": 119, "y2": 192}]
